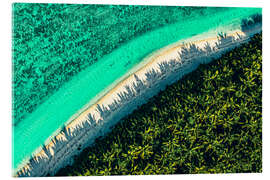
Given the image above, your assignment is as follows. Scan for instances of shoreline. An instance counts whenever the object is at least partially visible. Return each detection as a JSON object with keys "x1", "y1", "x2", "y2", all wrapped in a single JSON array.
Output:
[
  {"x1": 15, "y1": 25, "x2": 262, "y2": 176},
  {"x1": 13, "y1": 9, "x2": 262, "y2": 172},
  {"x1": 65, "y1": 27, "x2": 260, "y2": 128}
]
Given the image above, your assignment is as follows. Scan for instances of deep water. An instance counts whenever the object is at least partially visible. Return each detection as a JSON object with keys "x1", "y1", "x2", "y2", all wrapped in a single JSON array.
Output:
[{"x1": 12, "y1": 5, "x2": 261, "y2": 171}]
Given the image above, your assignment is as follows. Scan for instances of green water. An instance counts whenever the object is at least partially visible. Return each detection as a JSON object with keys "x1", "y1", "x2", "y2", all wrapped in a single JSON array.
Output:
[{"x1": 13, "y1": 7, "x2": 261, "y2": 170}]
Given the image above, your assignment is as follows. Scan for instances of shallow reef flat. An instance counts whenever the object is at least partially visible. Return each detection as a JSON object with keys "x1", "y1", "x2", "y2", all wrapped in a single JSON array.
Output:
[{"x1": 12, "y1": 4, "x2": 211, "y2": 126}]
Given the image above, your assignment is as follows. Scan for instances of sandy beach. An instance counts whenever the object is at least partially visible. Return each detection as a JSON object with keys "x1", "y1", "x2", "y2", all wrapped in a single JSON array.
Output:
[
  {"x1": 15, "y1": 25, "x2": 261, "y2": 176},
  {"x1": 65, "y1": 28, "x2": 256, "y2": 129}
]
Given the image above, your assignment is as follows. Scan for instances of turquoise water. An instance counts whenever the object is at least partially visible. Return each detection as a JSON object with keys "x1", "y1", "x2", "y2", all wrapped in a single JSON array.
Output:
[{"x1": 13, "y1": 7, "x2": 261, "y2": 170}]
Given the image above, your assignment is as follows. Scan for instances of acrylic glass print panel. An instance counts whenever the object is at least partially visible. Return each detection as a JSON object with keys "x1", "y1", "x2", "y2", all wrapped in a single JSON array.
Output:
[{"x1": 12, "y1": 3, "x2": 262, "y2": 177}]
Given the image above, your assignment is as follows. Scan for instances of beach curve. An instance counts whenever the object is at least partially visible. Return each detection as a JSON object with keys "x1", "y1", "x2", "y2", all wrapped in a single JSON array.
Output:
[{"x1": 15, "y1": 23, "x2": 262, "y2": 176}]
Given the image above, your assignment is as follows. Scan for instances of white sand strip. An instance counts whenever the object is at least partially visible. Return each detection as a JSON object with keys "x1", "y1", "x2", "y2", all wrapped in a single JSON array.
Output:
[{"x1": 15, "y1": 25, "x2": 261, "y2": 177}]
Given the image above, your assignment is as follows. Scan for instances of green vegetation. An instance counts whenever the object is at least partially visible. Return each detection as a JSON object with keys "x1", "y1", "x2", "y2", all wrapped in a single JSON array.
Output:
[
  {"x1": 12, "y1": 4, "x2": 209, "y2": 125},
  {"x1": 55, "y1": 33, "x2": 262, "y2": 176}
]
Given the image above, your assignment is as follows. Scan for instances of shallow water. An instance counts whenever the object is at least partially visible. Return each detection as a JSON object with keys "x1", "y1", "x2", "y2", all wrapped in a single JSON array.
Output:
[{"x1": 13, "y1": 7, "x2": 261, "y2": 170}]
